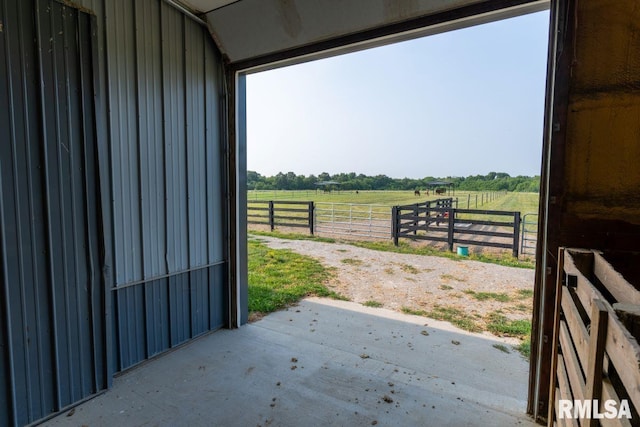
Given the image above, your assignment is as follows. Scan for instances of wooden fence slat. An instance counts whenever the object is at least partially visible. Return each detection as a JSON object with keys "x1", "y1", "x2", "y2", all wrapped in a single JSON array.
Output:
[
  {"x1": 601, "y1": 377, "x2": 633, "y2": 427},
  {"x1": 556, "y1": 355, "x2": 580, "y2": 427},
  {"x1": 453, "y1": 229, "x2": 514, "y2": 239},
  {"x1": 561, "y1": 286, "x2": 589, "y2": 371},
  {"x1": 574, "y1": 275, "x2": 640, "y2": 413},
  {"x1": 594, "y1": 253, "x2": 640, "y2": 305},
  {"x1": 559, "y1": 322, "x2": 586, "y2": 401},
  {"x1": 452, "y1": 239, "x2": 513, "y2": 250},
  {"x1": 584, "y1": 299, "x2": 609, "y2": 427},
  {"x1": 548, "y1": 248, "x2": 566, "y2": 427}
]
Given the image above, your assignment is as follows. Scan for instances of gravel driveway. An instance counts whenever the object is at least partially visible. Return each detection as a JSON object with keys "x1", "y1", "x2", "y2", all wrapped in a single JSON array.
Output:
[{"x1": 252, "y1": 235, "x2": 535, "y2": 332}]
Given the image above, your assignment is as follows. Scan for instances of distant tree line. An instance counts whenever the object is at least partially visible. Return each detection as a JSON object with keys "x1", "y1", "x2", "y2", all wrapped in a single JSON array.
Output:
[{"x1": 248, "y1": 171, "x2": 540, "y2": 192}]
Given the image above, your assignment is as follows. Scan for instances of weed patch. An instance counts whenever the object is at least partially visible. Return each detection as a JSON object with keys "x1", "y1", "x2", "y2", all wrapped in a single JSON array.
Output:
[
  {"x1": 363, "y1": 300, "x2": 383, "y2": 308},
  {"x1": 463, "y1": 290, "x2": 511, "y2": 302},
  {"x1": 486, "y1": 312, "x2": 531, "y2": 338},
  {"x1": 405, "y1": 305, "x2": 482, "y2": 333},
  {"x1": 441, "y1": 274, "x2": 465, "y2": 282},
  {"x1": 517, "y1": 289, "x2": 534, "y2": 299},
  {"x1": 399, "y1": 264, "x2": 420, "y2": 274}
]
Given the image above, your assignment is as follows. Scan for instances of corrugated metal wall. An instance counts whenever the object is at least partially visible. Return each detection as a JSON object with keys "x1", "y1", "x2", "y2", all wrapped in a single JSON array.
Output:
[
  {"x1": 0, "y1": 2, "x2": 106, "y2": 425},
  {"x1": 1, "y1": 0, "x2": 228, "y2": 425},
  {"x1": 75, "y1": 0, "x2": 228, "y2": 371}
]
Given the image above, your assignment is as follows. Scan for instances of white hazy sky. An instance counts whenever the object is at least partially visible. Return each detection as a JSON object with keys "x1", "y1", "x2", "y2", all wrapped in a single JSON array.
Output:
[{"x1": 246, "y1": 10, "x2": 550, "y2": 179}]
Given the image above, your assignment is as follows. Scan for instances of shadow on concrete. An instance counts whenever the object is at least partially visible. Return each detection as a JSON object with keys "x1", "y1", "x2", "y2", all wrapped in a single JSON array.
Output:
[{"x1": 44, "y1": 297, "x2": 535, "y2": 426}]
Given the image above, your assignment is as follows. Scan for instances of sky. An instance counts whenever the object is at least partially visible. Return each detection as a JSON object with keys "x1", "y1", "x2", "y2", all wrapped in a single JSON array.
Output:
[{"x1": 246, "y1": 10, "x2": 550, "y2": 180}]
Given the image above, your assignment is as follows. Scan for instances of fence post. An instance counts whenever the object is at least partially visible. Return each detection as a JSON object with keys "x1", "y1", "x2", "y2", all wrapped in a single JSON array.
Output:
[
  {"x1": 309, "y1": 202, "x2": 315, "y2": 235},
  {"x1": 413, "y1": 204, "x2": 418, "y2": 235},
  {"x1": 392, "y1": 206, "x2": 399, "y2": 245},
  {"x1": 467, "y1": 194, "x2": 470, "y2": 209},
  {"x1": 475, "y1": 195, "x2": 478, "y2": 208},
  {"x1": 447, "y1": 208, "x2": 454, "y2": 252},
  {"x1": 513, "y1": 211, "x2": 521, "y2": 258},
  {"x1": 269, "y1": 201, "x2": 275, "y2": 231}
]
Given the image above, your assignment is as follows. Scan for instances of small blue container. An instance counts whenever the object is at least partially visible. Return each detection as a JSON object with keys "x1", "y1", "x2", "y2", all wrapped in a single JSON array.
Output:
[{"x1": 457, "y1": 246, "x2": 469, "y2": 256}]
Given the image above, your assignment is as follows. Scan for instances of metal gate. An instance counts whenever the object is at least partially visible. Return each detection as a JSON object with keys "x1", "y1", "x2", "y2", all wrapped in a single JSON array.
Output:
[
  {"x1": 0, "y1": 2, "x2": 106, "y2": 425},
  {"x1": 314, "y1": 202, "x2": 391, "y2": 239},
  {"x1": 520, "y1": 213, "x2": 538, "y2": 256}
]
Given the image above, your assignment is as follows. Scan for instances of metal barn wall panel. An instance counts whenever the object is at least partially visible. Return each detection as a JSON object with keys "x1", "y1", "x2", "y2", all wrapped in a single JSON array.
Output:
[
  {"x1": 1, "y1": 0, "x2": 228, "y2": 424},
  {"x1": 0, "y1": 1, "x2": 106, "y2": 425},
  {"x1": 74, "y1": 0, "x2": 229, "y2": 371}
]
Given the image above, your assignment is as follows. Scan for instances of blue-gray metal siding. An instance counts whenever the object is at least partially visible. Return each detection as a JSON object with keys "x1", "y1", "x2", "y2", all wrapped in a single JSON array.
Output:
[
  {"x1": 0, "y1": 2, "x2": 106, "y2": 425},
  {"x1": 74, "y1": 0, "x2": 228, "y2": 371},
  {"x1": 1, "y1": 0, "x2": 228, "y2": 425}
]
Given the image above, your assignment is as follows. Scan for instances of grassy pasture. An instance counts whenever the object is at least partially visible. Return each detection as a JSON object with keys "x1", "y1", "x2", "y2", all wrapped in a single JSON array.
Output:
[{"x1": 248, "y1": 190, "x2": 540, "y2": 219}]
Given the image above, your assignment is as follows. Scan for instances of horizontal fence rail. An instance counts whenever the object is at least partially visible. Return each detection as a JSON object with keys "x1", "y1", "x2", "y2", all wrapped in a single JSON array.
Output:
[
  {"x1": 247, "y1": 201, "x2": 314, "y2": 234},
  {"x1": 392, "y1": 198, "x2": 521, "y2": 257},
  {"x1": 314, "y1": 202, "x2": 391, "y2": 239}
]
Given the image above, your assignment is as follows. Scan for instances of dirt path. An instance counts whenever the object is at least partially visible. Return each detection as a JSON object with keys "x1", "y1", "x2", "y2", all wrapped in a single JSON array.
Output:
[{"x1": 252, "y1": 235, "x2": 535, "y2": 331}]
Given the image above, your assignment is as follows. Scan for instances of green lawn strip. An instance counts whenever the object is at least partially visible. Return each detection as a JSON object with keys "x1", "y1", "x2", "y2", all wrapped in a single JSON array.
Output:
[
  {"x1": 249, "y1": 229, "x2": 336, "y2": 243},
  {"x1": 248, "y1": 240, "x2": 345, "y2": 315}
]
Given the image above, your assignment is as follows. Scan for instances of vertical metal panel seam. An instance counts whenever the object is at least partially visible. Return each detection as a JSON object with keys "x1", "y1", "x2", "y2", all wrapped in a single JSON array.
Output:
[
  {"x1": 182, "y1": 14, "x2": 193, "y2": 337},
  {"x1": 0, "y1": 136, "x2": 18, "y2": 427},
  {"x1": 75, "y1": 10, "x2": 99, "y2": 393},
  {"x1": 91, "y1": 0, "x2": 116, "y2": 387},
  {"x1": 202, "y1": 32, "x2": 212, "y2": 329},
  {"x1": 0, "y1": 168, "x2": 17, "y2": 427},
  {"x1": 50, "y1": 4, "x2": 73, "y2": 403},
  {"x1": 25, "y1": 0, "x2": 49, "y2": 411},
  {"x1": 159, "y1": 2, "x2": 172, "y2": 344},
  {"x1": 18, "y1": 0, "x2": 48, "y2": 416},
  {"x1": 10, "y1": 1, "x2": 34, "y2": 418},
  {"x1": 102, "y1": 0, "x2": 122, "y2": 371},
  {"x1": 62, "y1": 4, "x2": 85, "y2": 397},
  {"x1": 132, "y1": 0, "x2": 148, "y2": 360},
  {"x1": 35, "y1": 0, "x2": 63, "y2": 411}
]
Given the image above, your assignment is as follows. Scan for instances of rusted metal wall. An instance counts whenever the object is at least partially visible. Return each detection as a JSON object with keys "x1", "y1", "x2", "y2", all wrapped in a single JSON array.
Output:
[{"x1": 532, "y1": 0, "x2": 640, "y2": 420}]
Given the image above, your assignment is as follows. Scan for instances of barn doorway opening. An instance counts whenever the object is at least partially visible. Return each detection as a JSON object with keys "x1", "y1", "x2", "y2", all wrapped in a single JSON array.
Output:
[{"x1": 237, "y1": 7, "x2": 549, "y2": 422}]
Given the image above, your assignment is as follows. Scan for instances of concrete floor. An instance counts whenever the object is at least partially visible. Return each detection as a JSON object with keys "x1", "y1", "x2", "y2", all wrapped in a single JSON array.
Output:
[{"x1": 44, "y1": 298, "x2": 536, "y2": 426}]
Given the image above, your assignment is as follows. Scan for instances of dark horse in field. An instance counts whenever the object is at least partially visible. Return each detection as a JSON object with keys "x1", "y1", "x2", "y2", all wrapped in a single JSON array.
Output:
[
  {"x1": 414, "y1": 190, "x2": 421, "y2": 196},
  {"x1": 435, "y1": 188, "x2": 446, "y2": 195}
]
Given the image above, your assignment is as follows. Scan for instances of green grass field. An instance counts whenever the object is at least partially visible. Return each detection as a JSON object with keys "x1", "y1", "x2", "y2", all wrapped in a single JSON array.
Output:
[{"x1": 248, "y1": 190, "x2": 540, "y2": 216}]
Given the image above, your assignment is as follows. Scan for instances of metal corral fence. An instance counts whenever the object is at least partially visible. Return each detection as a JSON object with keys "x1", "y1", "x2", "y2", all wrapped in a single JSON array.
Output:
[
  {"x1": 247, "y1": 200, "x2": 314, "y2": 233},
  {"x1": 314, "y1": 202, "x2": 391, "y2": 238},
  {"x1": 520, "y1": 213, "x2": 538, "y2": 256},
  {"x1": 392, "y1": 199, "x2": 522, "y2": 257}
]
